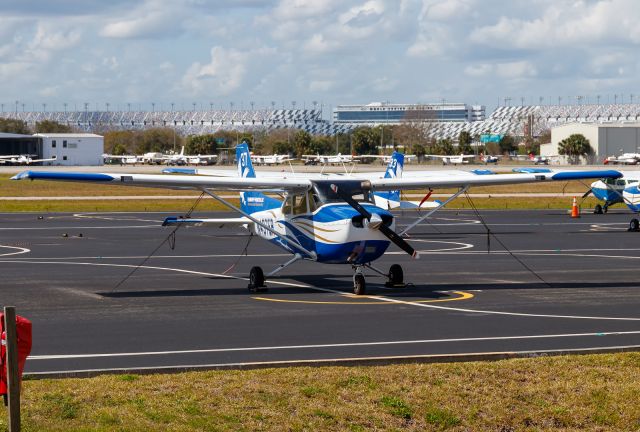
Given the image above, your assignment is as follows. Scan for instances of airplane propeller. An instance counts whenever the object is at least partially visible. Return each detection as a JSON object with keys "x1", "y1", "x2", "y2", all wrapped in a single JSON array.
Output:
[{"x1": 330, "y1": 183, "x2": 419, "y2": 259}]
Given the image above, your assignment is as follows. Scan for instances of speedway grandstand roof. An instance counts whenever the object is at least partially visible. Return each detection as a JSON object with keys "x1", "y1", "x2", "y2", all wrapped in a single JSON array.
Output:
[{"x1": 4, "y1": 103, "x2": 640, "y2": 140}]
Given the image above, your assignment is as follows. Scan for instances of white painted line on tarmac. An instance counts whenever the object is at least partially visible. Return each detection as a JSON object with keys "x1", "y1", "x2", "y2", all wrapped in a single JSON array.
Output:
[
  {"x1": 0, "y1": 245, "x2": 30, "y2": 256},
  {"x1": 366, "y1": 295, "x2": 640, "y2": 321},
  {"x1": 0, "y1": 225, "x2": 156, "y2": 230},
  {"x1": 29, "y1": 330, "x2": 640, "y2": 360},
  {"x1": 0, "y1": 260, "x2": 316, "y2": 289}
]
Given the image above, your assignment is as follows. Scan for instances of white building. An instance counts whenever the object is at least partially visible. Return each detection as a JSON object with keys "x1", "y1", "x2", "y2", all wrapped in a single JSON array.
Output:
[
  {"x1": 34, "y1": 133, "x2": 103, "y2": 166},
  {"x1": 541, "y1": 123, "x2": 640, "y2": 164},
  {"x1": 333, "y1": 102, "x2": 486, "y2": 124}
]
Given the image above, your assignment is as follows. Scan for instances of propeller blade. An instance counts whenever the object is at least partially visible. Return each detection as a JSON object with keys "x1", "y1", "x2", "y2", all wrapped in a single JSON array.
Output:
[
  {"x1": 379, "y1": 224, "x2": 419, "y2": 259},
  {"x1": 331, "y1": 183, "x2": 418, "y2": 259},
  {"x1": 582, "y1": 189, "x2": 593, "y2": 199},
  {"x1": 330, "y1": 183, "x2": 372, "y2": 219}
]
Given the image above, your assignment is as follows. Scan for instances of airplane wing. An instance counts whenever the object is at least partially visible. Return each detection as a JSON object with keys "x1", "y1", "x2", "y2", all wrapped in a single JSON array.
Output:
[
  {"x1": 161, "y1": 167, "x2": 391, "y2": 180},
  {"x1": 370, "y1": 169, "x2": 622, "y2": 191},
  {"x1": 29, "y1": 157, "x2": 57, "y2": 163},
  {"x1": 12, "y1": 171, "x2": 311, "y2": 192}
]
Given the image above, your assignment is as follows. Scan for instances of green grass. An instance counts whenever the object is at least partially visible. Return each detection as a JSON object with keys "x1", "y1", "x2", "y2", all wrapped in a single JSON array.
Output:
[
  {"x1": 3, "y1": 352, "x2": 639, "y2": 431},
  {"x1": 0, "y1": 197, "x2": 600, "y2": 212}
]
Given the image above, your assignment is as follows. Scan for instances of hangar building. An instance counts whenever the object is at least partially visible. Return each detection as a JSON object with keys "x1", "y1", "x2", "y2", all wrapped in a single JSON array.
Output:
[
  {"x1": 0, "y1": 132, "x2": 42, "y2": 159},
  {"x1": 541, "y1": 123, "x2": 640, "y2": 164},
  {"x1": 34, "y1": 133, "x2": 103, "y2": 166}
]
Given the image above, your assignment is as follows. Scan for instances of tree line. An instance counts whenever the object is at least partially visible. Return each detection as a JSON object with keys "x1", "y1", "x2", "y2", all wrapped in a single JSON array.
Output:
[{"x1": 0, "y1": 117, "x2": 558, "y2": 158}]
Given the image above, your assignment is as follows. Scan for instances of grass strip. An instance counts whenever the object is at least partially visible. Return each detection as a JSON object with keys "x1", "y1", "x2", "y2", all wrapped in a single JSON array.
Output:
[
  {"x1": 2, "y1": 353, "x2": 639, "y2": 431},
  {"x1": 0, "y1": 197, "x2": 604, "y2": 212}
]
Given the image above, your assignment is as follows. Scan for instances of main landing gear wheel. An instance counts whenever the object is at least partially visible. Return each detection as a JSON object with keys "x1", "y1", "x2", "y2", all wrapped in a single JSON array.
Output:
[
  {"x1": 594, "y1": 204, "x2": 603, "y2": 214},
  {"x1": 353, "y1": 274, "x2": 366, "y2": 296},
  {"x1": 248, "y1": 266, "x2": 267, "y2": 292},
  {"x1": 385, "y1": 264, "x2": 404, "y2": 287},
  {"x1": 629, "y1": 218, "x2": 640, "y2": 232}
]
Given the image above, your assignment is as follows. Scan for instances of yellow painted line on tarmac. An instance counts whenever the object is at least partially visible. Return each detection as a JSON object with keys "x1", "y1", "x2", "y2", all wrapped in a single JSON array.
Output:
[{"x1": 253, "y1": 290, "x2": 474, "y2": 305}]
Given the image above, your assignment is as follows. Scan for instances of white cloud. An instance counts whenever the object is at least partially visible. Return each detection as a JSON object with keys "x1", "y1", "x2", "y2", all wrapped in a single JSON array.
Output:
[
  {"x1": 470, "y1": 0, "x2": 640, "y2": 50},
  {"x1": 101, "y1": 9, "x2": 179, "y2": 39},
  {"x1": 181, "y1": 46, "x2": 252, "y2": 96},
  {"x1": 423, "y1": 0, "x2": 475, "y2": 21}
]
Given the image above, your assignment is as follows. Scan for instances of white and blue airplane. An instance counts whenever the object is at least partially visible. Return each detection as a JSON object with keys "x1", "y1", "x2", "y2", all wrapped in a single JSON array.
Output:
[
  {"x1": 586, "y1": 176, "x2": 640, "y2": 214},
  {"x1": 12, "y1": 143, "x2": 622, "y2": 294}
]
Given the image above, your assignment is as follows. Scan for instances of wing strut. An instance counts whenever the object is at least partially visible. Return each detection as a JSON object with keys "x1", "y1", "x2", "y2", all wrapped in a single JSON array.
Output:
[
  {"x1": 199, "y1": 188, "x2": 317, "y2": 259},
  {"x1": 399, "y1": 185, "x2": 469, "y2": 236}
]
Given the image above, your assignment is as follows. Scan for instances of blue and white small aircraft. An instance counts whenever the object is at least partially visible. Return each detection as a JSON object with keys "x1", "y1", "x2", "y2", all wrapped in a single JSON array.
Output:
[
  {"x1": 12, "y1": 143, "x2": 622, "y2": 294},
  {"x1": 586, "y1": 176, "x2": 640, "y2": 213}
]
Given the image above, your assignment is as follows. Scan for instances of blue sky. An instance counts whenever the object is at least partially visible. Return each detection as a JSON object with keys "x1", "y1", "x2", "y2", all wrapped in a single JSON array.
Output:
[{"x1": 1, "y1": 0, "x2": 639, "y2": 115}]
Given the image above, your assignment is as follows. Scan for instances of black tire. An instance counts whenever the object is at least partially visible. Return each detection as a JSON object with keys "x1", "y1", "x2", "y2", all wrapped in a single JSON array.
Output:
[
  {"x1": 249, "y1": 266, "x2": 265, "y2": 289},
  {"x1": 629, "y1": 218, "x2": 640, "y2": 232},
  {"x1": 353, "y1": 274, "x2": 366, "y2": 295},
  {"x1": 594, "y1": 204, "x2": 603, "y2": 214},
  {"x1": 388, "y1": 264, "x2": 404, "y2": 285}
]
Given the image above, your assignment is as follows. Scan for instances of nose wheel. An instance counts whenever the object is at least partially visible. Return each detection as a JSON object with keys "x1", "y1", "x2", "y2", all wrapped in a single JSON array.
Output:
[{"x1": 353, "y1": 273, "x2": 366, "y2": 295}]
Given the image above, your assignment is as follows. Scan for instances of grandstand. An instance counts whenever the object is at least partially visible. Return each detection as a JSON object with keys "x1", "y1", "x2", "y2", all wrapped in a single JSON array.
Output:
[
  {"x1": 4, "y1": 102, "x2": 640, "y2": 141},
  {"x1": 1, "y1": 108, "x2": 337, "y2": 136}
]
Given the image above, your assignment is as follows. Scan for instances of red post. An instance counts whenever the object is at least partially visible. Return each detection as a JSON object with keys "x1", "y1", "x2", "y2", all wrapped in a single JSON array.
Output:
[{"x1": 4, "y1": 306, "x2": 20, "y2": 432}]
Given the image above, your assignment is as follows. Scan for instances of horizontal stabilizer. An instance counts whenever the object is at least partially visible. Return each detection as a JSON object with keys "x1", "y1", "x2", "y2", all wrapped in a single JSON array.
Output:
[
  {"x1": 397, "y1": 200, "x2": 442, "y2": 209},
  {"x1": 470, "y1": 169, "x2": 495, "y2": 175},
  {"x1": 512, "y1": 167, "x2": 552, "y2": 173}
]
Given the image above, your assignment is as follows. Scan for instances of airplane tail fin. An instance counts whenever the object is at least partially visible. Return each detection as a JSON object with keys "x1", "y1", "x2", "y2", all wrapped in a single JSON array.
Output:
[
  {"x1": 236, "y1": 142, "x2": 280, "y2": 214},
  {"x1": 373, "y1": 151, "x2": 404, "y2": 208}
]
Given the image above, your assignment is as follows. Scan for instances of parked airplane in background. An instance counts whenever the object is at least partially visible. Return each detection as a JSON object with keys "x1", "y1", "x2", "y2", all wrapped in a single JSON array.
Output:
[
  {"x1": 583, "y1": 176, "x2": 638, "y2": 214},
  {"x1": 0, "y1": 155, "x2": 57, "y2": 165},
  {"x1": 13, "y1": 142, "x2": 623, "y2": 294},
  {"x1": 164, "y1": 146, "x2": 187, "y2": 165},
  {"x1": 102, "y1": 154, "x2": 142, "y2": 165},
  {"x1": 480, "y1": 154, "x2": 500, "y2": 164},
  {"x1": 302, "y1": 153, "x2": 355, "y2": 165},
  {"x1": 604, "y1": 153, "x2": 640, "y2": 165},
  {"x1": 186, "y1": 154, "x2": 218, "y2": 165},
  {"x1": 143, "y1": 152, "x2": 165, "y2": 165},
  {"x1": 428, "y1": 154, "x2": 475, "y2": 165},
  {"x1": 251, "y1": 154, "x2": 294, "y2": 165},
  {"x1": 531, "y1": 155, "x2": 551, "y2": 165},
  {"x1": 357, "y1": 154, "x2": 417, "y2": 164}
]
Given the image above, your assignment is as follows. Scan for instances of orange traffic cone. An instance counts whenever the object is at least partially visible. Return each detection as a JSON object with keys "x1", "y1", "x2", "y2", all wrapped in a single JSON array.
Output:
[{"x1": 571, "y1": 197, "x2": 580, "y2": 218}]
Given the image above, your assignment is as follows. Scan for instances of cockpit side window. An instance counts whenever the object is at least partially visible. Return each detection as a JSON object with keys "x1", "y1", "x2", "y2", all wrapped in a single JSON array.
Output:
[{"x1": 311, "y1": 180, "x2": 373, "y2": 205}]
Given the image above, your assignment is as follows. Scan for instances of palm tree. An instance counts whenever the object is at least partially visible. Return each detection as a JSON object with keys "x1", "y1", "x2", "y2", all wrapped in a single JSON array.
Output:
[{"x1": 558, "y1": 134, "x2": 593, "y2": 164}]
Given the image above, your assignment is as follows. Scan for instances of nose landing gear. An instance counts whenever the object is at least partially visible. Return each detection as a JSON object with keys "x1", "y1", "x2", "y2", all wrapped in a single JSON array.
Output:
[{"x1": 352, "y1": 263, "x2": 406, "y2": 295}]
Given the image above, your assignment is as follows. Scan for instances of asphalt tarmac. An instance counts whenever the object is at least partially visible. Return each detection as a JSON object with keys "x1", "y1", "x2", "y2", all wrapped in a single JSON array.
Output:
[{"x1": 2, "y1": 208, "x2": 640, "y2": 375}]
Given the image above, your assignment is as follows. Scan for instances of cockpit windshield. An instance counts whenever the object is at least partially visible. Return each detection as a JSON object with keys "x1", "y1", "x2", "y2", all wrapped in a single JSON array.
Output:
[{"x1": 311, "y1": 180, "x2": 373, "y2": 205}]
